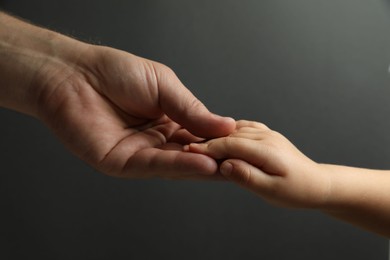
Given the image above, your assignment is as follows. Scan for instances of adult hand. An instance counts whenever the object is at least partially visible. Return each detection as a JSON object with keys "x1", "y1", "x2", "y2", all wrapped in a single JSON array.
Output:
[
  {"x1": 39, "y1": 46, "x2": 235, "y2": 179},
  {"x1": 0, "y1": 12, "x2": 235, "y2": 179}
]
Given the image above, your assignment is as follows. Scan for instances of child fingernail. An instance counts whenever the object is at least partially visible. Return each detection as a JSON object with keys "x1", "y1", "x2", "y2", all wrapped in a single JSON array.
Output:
[
  {"x1": 183, "y1": 145, "x2": 190, "y2": 151},
  {"x1": 220, "y1": 162, "x2": 232, "y2": 177}
]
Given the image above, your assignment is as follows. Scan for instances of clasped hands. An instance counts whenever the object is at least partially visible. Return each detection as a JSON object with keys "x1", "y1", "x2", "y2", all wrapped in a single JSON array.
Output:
[
  {"x1": 31, "y1": 43, "x2": 329, "y2": 209},
  {"x1": 2, "y1": 12, "x2": 390, "y2": 236}
]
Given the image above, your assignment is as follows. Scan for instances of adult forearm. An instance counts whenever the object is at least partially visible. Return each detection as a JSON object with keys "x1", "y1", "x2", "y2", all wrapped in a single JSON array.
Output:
[
  {"x1": 0, "y1": 12, "x2": 87, "y2": 117},
  {"x1": 320, "y1": 164, "x2": 390, "y2": 237}
]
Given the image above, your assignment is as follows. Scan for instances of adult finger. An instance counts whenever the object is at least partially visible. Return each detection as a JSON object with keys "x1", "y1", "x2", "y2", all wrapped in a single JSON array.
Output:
[
  {"x1": 153, "y1": 62, "x2": 235, "y2": 138},
  {"x1": 168, "y1": 128, "x2": 204, "y2": 145},
  {"x1": 121, "y1": 148, "x2": 219, "y2": 179}
]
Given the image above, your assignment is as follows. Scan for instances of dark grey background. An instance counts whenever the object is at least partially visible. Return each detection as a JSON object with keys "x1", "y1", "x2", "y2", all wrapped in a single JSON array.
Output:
[{"x1": 1, "y1": 1, "x2": 390, "y2": 259}]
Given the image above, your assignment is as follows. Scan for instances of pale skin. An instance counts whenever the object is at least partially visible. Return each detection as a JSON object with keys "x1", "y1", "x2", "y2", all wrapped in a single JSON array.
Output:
[
  {"x1": 0, "y1": 12, "x2": 236, "y2": 179},
  {"x1": 187, "y1": 120, "x2": 390, "y2": 237},
  {"x1": 2, "y1": 11, "x2": 389, "y2": 238}
]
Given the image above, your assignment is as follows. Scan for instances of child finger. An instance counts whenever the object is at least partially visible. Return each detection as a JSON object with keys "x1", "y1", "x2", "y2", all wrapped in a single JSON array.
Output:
[
  {"x1": 229, "y1": 132, "x2": 268, "y2": 140},
  {"x1": 187, "y1": 137, "x2": 248, "y2": 158},
  {"x1": 220, "y1": 159, "x2": 274, "y2": 195},
  {"x1": 188, "y1": 137, "x2": 271, "y2": 167},
  {"x1": 236, "y1": 120, "x2": 269, "y2": 130},
  {"x1": 233, "y1": 127, "x2": 267, "y2": 134}
]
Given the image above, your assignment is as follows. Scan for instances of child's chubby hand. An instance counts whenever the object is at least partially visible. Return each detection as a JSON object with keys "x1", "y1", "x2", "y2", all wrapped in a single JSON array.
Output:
[{"x1": 186, "y1": 120, "x2": 331, "y2": 209}]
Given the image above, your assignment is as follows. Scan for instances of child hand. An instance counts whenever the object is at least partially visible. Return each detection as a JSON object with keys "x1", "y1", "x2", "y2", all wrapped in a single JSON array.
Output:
[{"x1": 187, "y1": 120, "x2": 331, "y2": 209}]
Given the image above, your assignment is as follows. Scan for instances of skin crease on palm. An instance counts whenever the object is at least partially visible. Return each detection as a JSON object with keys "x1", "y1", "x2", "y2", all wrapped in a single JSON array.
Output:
[
  {"x1": 33, "y1": 45, "x2": 236, "y2": 180},
  {"x1": 4, "y1": 12, "x2": 390, "y2": 238},
  {"x1": 0, "y1": 12, "x2": 236, "y2": 181},
  {"x1": 5, "y1": 8, "x2": 381, "y2": 240}
]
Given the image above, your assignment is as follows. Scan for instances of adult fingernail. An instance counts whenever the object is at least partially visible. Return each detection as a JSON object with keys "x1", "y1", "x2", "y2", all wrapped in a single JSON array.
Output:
[
  {"x1": 220, "y1": 162, "x2": 232, "y2": 177},
  {"x1": 221, "y1": 116, "x2": 235, "y2": 124}
]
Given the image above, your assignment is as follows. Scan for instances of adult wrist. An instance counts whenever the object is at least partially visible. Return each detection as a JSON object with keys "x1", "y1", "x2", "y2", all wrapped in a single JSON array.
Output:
[{"x1": 0, "y1": 12, "x2": 90, "y2": 118}]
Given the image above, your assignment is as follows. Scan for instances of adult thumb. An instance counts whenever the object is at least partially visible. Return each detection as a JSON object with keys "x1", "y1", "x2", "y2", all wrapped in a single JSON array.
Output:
[{"x1": 156, "y1": 64, "x2": 235, "y2": 138}]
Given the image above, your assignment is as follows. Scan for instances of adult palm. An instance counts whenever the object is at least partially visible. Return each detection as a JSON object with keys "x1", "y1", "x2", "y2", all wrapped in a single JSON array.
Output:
[{"x1": 36, "y1": 45, "x2": 235, "y2": 179}]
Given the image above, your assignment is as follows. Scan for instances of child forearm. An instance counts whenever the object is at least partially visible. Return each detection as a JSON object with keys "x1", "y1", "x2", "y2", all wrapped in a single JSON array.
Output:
[{"x1": 319, "y1": 164, "x2": 390, "y2": 237}]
